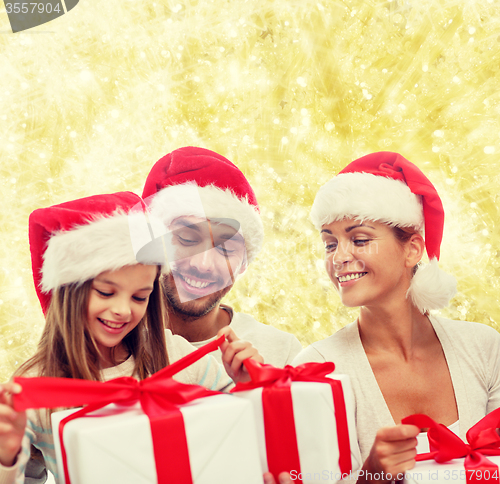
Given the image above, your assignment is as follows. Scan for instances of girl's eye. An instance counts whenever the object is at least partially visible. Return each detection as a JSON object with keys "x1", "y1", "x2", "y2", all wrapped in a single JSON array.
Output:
[
  {"x1": 133, "y1": 296, "x2": 148, "y2": 302},
  {"x1": 96, "y1": 289, "x2": 113, "y2": 297}
]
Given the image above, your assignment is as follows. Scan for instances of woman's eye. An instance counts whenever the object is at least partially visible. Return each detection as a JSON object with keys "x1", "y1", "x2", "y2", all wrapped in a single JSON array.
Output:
[
  {"x1": 353, "y1": 239, "x2": 370, "y2": 246},
  {"x1": 325, "y1": 243, "x2": 337, "y2": 252},
  {"x1": 96, "y1": 289, "x2": 113, "y2": 297}
]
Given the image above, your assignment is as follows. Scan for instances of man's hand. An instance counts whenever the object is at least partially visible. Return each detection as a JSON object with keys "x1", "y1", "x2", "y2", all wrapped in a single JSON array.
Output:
[{"x1": 217, "y1": 326, "x2": 263, "y2": 383}]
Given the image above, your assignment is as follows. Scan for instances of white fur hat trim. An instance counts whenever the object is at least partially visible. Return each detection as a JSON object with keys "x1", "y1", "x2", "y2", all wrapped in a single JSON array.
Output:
[
  {"x1": 41, "y1": 211, "x2": 166, "y2": 292},
  {"x1": 311, "y1": 172, "x2": 424, "y2": 230},
  {"x1": 148, "y1": 183, "x2": 263, "y2": 263}
]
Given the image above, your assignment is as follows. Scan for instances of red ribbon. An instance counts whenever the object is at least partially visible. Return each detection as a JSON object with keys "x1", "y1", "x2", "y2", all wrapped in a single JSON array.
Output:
[
  {"x1": 402, "y1": 409, "x2": 500, "y2": 484},
  {"x1": 231, "y1": 360, "x2": 352, "y2": 483},
  {"x1": 14, "y1": 335, "x2": 225, "y2": 484}
]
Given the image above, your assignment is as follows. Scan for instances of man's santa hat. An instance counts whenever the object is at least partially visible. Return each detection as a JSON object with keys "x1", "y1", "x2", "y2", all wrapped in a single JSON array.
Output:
[
  {"x1": 311, "y1": 151, "x2": 457, "y2": 313},
  {"x1": 142, "y1": 146, "x2": 263, "y2": 263},
  {"x1": 29, "y1": 192, "x2": 165, "y2": 314}
]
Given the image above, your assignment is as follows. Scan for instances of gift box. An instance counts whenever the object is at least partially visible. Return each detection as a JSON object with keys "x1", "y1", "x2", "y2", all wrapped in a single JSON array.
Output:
[
  {"x1": 231, "y1": 360, "x2": 362, "y2": 484},
  {"x1": 14, "y1": 336, "x2": 263, "y2": 484},
  {"x1": 51, "y1": 395, "x2": 263, "y2": 484},
  {"x1": 402, "y1": 410, "x2": 500, "y2": 484}
]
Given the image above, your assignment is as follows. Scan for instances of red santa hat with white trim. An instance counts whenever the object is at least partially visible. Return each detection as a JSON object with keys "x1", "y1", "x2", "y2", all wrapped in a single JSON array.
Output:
[
  {"x1": 29, "y1": 191, "x2": 166, "y2": 314},
  {"x1": 142, "y1": 146, "x2": 263, "y2": 264},
  {"x1": 311, "y1": 151, "x2": 457, "y2": 313}
]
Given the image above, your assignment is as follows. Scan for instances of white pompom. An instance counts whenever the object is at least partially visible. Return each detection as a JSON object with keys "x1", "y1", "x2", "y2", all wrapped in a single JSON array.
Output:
[{"x1": 407, "y1": 258, "x2": 457, "y2": 313}]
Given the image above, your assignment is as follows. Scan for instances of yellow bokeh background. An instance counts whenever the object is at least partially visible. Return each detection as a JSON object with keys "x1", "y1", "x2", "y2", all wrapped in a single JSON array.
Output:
[{"x1": 1, "y1": 0, "x2": 499, "y2": 380}]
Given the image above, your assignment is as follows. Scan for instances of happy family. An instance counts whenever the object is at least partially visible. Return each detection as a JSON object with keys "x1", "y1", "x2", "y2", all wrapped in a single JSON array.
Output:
[{"x1": 0, "y1": 147, "x2": 498, "y2": 484}]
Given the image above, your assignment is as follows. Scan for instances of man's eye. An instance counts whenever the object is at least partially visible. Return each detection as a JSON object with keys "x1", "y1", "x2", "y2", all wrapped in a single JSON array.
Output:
[
  {"x1": 177, "y1": 235, "x2": 198, "y2": 245},
  {"x1": 216, "y1": 245, "x2": 235, "y2": 255},
  {"x1": 325, "y1": 243, "x2": 337, "y2": 252}
]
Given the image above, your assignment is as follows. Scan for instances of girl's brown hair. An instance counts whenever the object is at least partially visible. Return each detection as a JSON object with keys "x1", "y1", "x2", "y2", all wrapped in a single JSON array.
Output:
[{"x1": 17, "y1": 266, "x2": 168, "y2": 381}]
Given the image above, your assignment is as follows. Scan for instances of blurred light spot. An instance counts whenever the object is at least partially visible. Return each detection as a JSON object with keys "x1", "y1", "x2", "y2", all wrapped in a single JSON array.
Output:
[{"x1": 297, "y1": 77, "x2": 307, "y2": 87}]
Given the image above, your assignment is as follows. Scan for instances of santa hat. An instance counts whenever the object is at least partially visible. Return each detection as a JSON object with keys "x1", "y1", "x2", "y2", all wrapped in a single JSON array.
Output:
[
  {"x1": 29, "y1": 192, "x2": 166, "y2": 314},
  {"x1": 142, "y1": 146, "x2": 263, "y2": 263},
  {"x1": 311, "y1": 151, "x2": 457, "y2": 313}
]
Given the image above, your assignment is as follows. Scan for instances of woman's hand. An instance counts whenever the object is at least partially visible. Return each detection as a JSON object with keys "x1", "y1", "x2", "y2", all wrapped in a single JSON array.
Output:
[
  {"x1": 360, "y1": 424, "x2": 420, "y2": 483},
  {"x1": 0, "y1": 382, "x2": 26, "y2": 467},
  {"x1": 263, "y1": 471, "x2": 293, "y2": 484},
  {"x1": 217, "y1": 326, "x2": 264, "y2": 383}
]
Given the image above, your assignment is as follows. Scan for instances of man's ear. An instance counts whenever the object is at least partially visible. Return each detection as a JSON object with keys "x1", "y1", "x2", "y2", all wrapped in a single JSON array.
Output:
[{"x1": 406, "y1": 233, "x2": 425, "y2": 268}]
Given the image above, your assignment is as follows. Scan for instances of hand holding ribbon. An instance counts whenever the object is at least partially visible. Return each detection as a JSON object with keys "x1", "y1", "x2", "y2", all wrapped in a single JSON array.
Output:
[
  {"x1": 402, "y1": 408, "x2": 500, "y2": 484},
  {"x1": 232, "y1": 359, "x2": 352, "y2": 482},
  {"x1": 13, "y1": 335, "x2": 225, "y2": 484}
]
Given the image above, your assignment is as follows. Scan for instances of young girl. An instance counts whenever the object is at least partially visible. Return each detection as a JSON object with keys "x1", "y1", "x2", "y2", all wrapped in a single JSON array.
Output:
[
  {"x1": 0, "y1": 191, "x2": 260, "y2": 484},
  {"x1": 293, "y1": 152, "x2": 500, "y2": 483}
]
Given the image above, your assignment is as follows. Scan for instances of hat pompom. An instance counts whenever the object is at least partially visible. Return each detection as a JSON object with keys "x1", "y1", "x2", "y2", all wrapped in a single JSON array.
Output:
[{"x1": 407, "y1": 258, "x2": 457, "y2": 313}]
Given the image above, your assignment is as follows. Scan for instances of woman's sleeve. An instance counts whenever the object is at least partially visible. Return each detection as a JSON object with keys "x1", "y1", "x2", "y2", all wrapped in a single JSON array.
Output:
[{"x1": 291, "y1": 344, "x2": 327, "y2": 366}]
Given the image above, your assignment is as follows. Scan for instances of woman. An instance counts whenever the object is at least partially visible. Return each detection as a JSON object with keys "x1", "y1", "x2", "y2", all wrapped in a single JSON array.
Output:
[{"x1": 293, "y1": 152, "x2": 500, "y2": 482}]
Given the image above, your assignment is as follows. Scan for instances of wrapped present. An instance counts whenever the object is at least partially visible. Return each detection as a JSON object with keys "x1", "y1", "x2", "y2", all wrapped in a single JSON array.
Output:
[
  {"x1": 231, "y1": 359, "x2": 362, "y2": 484},
  {"x1": 14, "y1": 336, "x2": 264, "y2": 484},
  {"x1": 401, "y1": 410, "x2": 500, "y2": 484}
]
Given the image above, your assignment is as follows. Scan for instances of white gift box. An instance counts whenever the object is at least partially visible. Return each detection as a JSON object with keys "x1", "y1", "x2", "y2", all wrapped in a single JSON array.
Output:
[
  {"x1": 233, "y1": 374, "x2": 362, "y2": 484},
  {"x1": 52, "y1": 394, "x2": 263, "y2": 484},
  {"x1": 404, "y1": 456, "x2": 500, "y2": 484}
]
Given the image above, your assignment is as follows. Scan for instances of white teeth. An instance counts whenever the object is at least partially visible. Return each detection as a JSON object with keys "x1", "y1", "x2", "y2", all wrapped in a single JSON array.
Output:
[
  {"x1": 99, "y1": 319, "x2": 126, "y2": 329},
  {"x1": 184, "y1": 277, "x2": 211, "y2": 288},
  {"x1": 338, "y1": 273, "x2": 367, "y2": 283}
]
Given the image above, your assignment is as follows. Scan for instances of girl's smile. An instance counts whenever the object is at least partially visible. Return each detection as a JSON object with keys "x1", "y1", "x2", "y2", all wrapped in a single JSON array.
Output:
[{"x1": 87, "y1": 264, "x2": 157, "y2": 366}]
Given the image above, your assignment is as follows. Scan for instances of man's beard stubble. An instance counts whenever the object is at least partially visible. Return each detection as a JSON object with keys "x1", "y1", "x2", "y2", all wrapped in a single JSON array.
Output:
[{"x1": 161, "y1": 273, "x2": 232, "y2": 320}]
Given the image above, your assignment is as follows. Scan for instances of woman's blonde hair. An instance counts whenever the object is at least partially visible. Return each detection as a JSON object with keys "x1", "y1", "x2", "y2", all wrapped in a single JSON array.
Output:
[{"x1": 17, "y1": 266, "x2": 168, "y2": 381}]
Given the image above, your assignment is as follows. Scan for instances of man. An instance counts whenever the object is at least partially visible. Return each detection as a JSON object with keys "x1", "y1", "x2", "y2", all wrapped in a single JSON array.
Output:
[{"x1": 142, "y1": 146, "x2": 302, "y2": 367}]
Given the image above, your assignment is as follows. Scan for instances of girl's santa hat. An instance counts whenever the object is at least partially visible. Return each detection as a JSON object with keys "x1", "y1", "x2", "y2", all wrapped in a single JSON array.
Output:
[
  {"x1": 142, "y1": 146, "x2": 263, "y2": 263},
  {"x1": 311, "y1": 151, "x2": 457, "y2": 313},
  {"x1": 29, "y1": 192, "x2": 165, "y2": 314}
]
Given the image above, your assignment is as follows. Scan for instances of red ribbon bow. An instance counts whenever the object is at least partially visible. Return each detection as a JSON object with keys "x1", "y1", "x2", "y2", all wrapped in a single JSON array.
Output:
[
  {"x1": 14, "y1": 335, "x2": 225, "y2": 484},
  {"x1": 403, "y1": 409, "x2": 500, "y2": 484},
  {"x1": 231, "y1": 360, "x2": 352, "y2": 483}
]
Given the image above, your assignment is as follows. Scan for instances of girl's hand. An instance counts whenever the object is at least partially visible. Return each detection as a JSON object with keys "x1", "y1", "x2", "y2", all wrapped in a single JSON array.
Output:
[
  {"x1": 263, "y1": 472, "x2": 293, "y2": 484},
  {"x1": 217, "y1": 326, "x2": 264, "y2": 383},
  {"x1": 360, "y1": 424, "x2": 419, "y2": 483},
  {"x1": 0, "y1": 382, "x2": 26, "y2": 467}
]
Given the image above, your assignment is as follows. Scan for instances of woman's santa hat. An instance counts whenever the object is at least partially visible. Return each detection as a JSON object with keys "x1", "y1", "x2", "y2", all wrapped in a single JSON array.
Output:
[
  {"x1": 142, "y1": 146, "x2": 263, "y2": 263},
  {"x1": 311, "y1": 151, "x2": 457, "y2": 313},
  {"x1": 29, "y1": 192, "x2": 165, "y2": 314}
]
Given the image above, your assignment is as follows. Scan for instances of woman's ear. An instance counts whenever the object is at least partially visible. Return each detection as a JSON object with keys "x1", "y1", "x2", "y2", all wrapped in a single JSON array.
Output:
[{"x1": 406, "y1": 233, "x2": 425, "y2": 268}]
